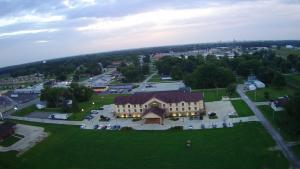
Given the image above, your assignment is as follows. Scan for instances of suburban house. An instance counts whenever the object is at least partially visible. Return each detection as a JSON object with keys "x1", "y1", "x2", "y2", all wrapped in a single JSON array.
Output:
[
  {"x1": 271, "y1": 96, "x2": 289, "y2": 111},
  {"x1": 0, "y1": 122, "x2": 16, "y2": 141},
  {"x1": 114, "y1": 91, "x2": 205, "y2": 124}
]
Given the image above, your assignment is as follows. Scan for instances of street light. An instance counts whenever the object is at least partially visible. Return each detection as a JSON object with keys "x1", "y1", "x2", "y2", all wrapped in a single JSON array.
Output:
[{"x1": 81, "y1": 108, "x2": 84, "y2": 112}]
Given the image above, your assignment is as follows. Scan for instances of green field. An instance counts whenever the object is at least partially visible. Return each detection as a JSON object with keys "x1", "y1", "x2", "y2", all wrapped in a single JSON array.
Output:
[
  {"x1": 193, "y1": 88, "x2": 239, "y2": 102},
  {"x1": 284, "y1": 74, "x2": 300, "y2": 90},
  {"x1": 148, "y1": 74, "x2": 161, "y2": 82},
  {"x1": 258, "y1": 105, "x2": 299, "y2": 141},
  {"x1": 231, "y1": 100, "x2": 254, "y2": 117},
  {"x1": 0, "y1": 135, "x2": 21, "y2": 147},
  {"x1": 246, "y1": 87, "x2": 294, "y2": 102},
  {"x1": 14, "y1": 94, "x2": 124, "y2": 121},
  {"x1": 0, "y1": 122, "x2": 289, "y2": 169},
  {"x1": 292, "y1": 145, "x2": 300, "y2": 160},
  {"x1": 273, "y1": 48, "x2": 300, "y2": 58},
  {"x1": 14, "y1": 105, "x2": 63, "y2": 117},
  {"x1": 70, "y1": 94, "x2": 126, "y2": 120}
]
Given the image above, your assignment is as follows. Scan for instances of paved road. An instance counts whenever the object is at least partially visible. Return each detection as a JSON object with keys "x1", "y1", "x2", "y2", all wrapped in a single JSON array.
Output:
[
  {"x1": 131, "y1": 72, "x2": 157, "y2": 93},
  {"x1": 7, "y1": 116, "x2": 82, "y2": 125},
  {"x1": 237, "y1": 85, "x2": 300, "y2": 169}
]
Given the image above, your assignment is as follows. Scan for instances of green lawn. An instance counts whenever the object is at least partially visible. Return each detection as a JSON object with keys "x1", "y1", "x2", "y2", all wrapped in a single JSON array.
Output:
[
  {"x1": 148, "y1": 74, "x2": 161, "y2": 82},
  {"x1": 246, "y1": 87, "x2": 294, "y2": 102},
  {"x1": 193, "y1": 88, "x2": 239, "y2": 102},
  {"x1": 258, "y1": 105, "x2": 299, "y2": 141},
  {"x1": 273, "y1": 48, "x2": 300, "y2": 58},
  {"x1": 14, "y1": 105, "x2": 63, "y2": 117},
  {"x1": 285, "y1": 74, "x2": 300, "y2": 90},
  {"x1": 0, "y1": 135, "x2": 21, "y2": 147},
  {"x1": 69, "y1": 94, "x2": 127, "y2": 120},
  {"x1": 14, "y1": 94, "x2": 124, "y2": 121},
  {"x1": 231, "y1": 100, "x2": 254, "y2": 117},
  {"x1": 292, "y1": 145, "x2": 300, "y2": 160},
  {"x1": 0, "y1": 122, "x2": 289, "y2": 169}
]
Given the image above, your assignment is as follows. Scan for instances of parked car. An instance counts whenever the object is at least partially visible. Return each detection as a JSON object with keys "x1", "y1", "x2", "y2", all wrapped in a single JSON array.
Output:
[
  {"x1": 201, "y1": 124, "x2": 205, "y2": 129},
  {"x1": 107, "y1": 124, "x2": 112, "y2": 130},
  {"x1": 188, "y1": 125, "x2": 193, "y2": 129},
  {"x1": 80, "y1": 124, "x2": 86, "y2": 129},
  {"x1": 111, "y1": 125, "x2": 121, "y2": 130},
  {"x1": 99, "y1": 115, "x2": 110, "y2": 121},
  {"x1": 101, "y1": 125, "x2": 107, "y2": 130},
  {"x1": 212, "y1": 123, "x2": 217, "y2": 128},
  {"x1": 91, "y1": 110, "x2": 99, "y2": 115},
  {"x1": 99, "y1": 107, "x2": 104, "y2": 110},
  {"x1": 85, "y1": 115, "x2": 94, "y2": 121},
  {"x1": 94, "y1": 124, "x2": 99, "y2": 129}
]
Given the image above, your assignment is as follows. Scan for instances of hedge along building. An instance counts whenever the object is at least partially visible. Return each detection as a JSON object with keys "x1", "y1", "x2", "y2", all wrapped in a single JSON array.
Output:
[{"x1": 114, "y1": 91, "x2": 205, "y2": 124}]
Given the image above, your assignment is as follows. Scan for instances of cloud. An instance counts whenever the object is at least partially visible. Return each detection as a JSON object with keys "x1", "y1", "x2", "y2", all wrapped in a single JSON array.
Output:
[
  {"x1": 62, "y1": 0, "x2": 97, "y2": 9},
  {"x1": 0, "y1": 13, "x2": 65, "y2": 27},
  {"x1": 35, "y1": 40, "x2": 49, "y2": 43},
  {"x1": 0, "y1": 29, "x2": 59, "y2": 38}
]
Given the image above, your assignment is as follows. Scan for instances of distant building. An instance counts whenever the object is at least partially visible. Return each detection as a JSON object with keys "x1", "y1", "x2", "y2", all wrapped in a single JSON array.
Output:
[
  {"x1": 286, "y1": 45, "x2": 294, "y2": 49},
  {"x1": 114, "y1": 91, "x2": 205, "y2": 124},
  {"x1": 92, "y1": 83, "x2": 108, "y2": 93},
  {"x1": 271, "y1": 96, "x2": 289, "y2": 111}
]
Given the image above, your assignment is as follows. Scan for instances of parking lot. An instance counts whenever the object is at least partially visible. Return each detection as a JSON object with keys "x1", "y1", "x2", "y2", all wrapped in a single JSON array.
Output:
[
  {"x1": 81, "y1": 101, "x2": 259, "y2": 130},
  {"x1": 132, "y1": 81, "x2": 185, "y2": 93}
]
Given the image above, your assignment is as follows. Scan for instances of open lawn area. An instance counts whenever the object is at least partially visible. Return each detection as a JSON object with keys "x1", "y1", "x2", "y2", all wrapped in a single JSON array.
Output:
[
  {"x1": 70, "y1": 94, "x2": 127, "y2": 120},
  {"x1": 193, "y1": 88, "x2": 239, "y2": 102},
  {"x1": 258, "y1": 105, "x2": 300, "y2": 141},
  {"x1": 246, "y1": 87, "x2": 295, "y2": 102},
  {"x1": 292, "y1": 145, "x2": 300, "y2": 160},
  {"x1": 273, "y1": 48, "x2": 300, "y2": 58},
  {"x1": 14, "y1": 105, "x2": 63, "y2": 117},
  {"x1": 148, "y1": 74, "x2": 161, "y2": 82},
  {"x1": 285, "y1": 74, "x2": 300, "y2": 90},
  {"x1": 14, "y1": 94, "x2": 125, "y2": 121},
  {"x1": 0, "y1": 122, "x2": 289, "y2": 169},
  {"x1": 231, "y1": 100, "x2": 254, "y2": 117}
]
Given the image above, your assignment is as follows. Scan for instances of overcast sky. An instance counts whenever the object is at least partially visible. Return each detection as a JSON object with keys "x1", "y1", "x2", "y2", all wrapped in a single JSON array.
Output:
[{"x1": 0, "y1": 0, "x2": 300, "y2": 67}]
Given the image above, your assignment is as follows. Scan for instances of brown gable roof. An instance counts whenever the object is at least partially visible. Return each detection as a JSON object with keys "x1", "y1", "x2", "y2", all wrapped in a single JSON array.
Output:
[
  {"x1": 115, "y1": 91, "x2": 203, "y2": 105},
  {"x1": 143, "y1": 107, "x2": 165, "y2": 118}
]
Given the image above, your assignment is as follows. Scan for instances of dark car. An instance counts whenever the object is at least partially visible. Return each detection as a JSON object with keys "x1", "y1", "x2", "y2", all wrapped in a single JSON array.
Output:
[{"x1": 94, "y1": 124, "x2": 99, "y2": 129}]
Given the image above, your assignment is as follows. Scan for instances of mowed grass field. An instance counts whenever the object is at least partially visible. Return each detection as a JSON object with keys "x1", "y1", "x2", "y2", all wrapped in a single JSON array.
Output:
[
  {"x1": 258, "y1": 105, "x2": 300, "y2": 141},
  {"x1": 285, "y1": 74, "x2": 300, "y2": 90},
  {"x1": 231, "y1": 100, "x2": 254, "y2": 117},
  {"x1": 13, "y1": 94, "x2": 125, "y2": 121},
  {"x1": 246, "y1": 87, "x2": 295, "y2": 102},
  {"x1": 194, "y1": 88, "x2": 239, "y2": 102},
  {"x1": 0, "y1": 122, "x2": 289, "y2": 169}
]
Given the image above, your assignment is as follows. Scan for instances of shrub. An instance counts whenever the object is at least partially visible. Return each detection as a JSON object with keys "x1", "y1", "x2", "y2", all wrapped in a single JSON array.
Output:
[
  {"x1": 170, "y1": 117, "x2": 179, "y2": 121},
  {"x1": 132, "y1": 117, "x2": 142, "y2": 122},
  {"x1": 121, "y1": 127, "x2": 134, "y2": 131},
  {"x1": 169, "y1": 126, "x2": 183, "y2": 130}
]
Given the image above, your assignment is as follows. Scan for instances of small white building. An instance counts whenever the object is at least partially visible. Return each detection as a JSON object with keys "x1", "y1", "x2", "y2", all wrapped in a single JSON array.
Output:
[{"x1": 253, "y1": 80, "x2": 265, "y2": 88}]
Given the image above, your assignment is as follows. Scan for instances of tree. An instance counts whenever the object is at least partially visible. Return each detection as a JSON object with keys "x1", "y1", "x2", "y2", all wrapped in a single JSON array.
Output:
[
  {"x1": 272, "y1": 72, "x2": 286, "y2": 88},
  {"x1": 226, "y1": 84, "x2": 236, "y2": 97},
  {"x1": 189, "y1": 64, "x2": 235, "y2": 89},
  {"x1": 264, "y1": 91, "x2": 270, "y2": 100},
  {"x1": 284, "y1": 91, "x2": 300, "y2": 133},
  {"x1": 141, "y1": 64, "x2": 150, "y2": 75}
]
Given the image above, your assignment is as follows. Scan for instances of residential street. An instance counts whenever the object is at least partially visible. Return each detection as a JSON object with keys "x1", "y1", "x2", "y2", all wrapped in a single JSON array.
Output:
[{"x1": 237, "y1": 85, "x2": 300, "y2": 169}]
